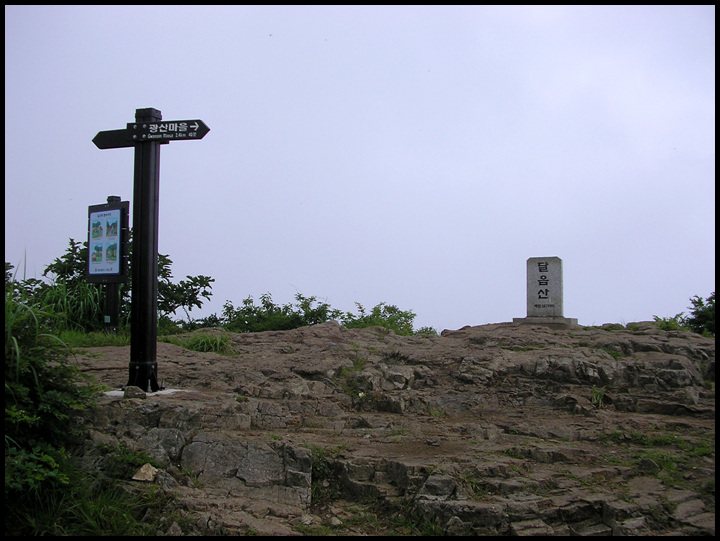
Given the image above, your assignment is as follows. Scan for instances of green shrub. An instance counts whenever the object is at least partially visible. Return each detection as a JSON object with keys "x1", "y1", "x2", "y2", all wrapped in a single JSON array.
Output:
[
  {"x1": 308, "y1": 445, "x2": 342, "y2": 508},
  {"x1": 6, "y1": 457, "x2": 168, "y2": 536},
  {"x1": 653, "y1": 292, "x2": 715, "y2": 337},
  {"x1": 685, "y1": 292, "x2": 715, "y2": 336},
  {"x1": 222, "y1": 294, "x2": 273, "y2": 331},
  {"x1": 6, "y1": 235, "x2": 215, "y2": 335},
  {"x1": 5, "y1": 294, "x2": 96, "y2": 453},
  {"x1": 341, "y1": 302, "x2": 416, "y2": 336},
  {"x1": 4, "y1": 289, "x2": 172, "y2": 535},
  {"x1": 5, "y1": 291, "x2": 99, "y2": 534},
  {"x1": 653, "y1": 313, "x2": 689, "y2": 332},
  {"x1": 220, "y1": 292, "x2": 425, "y2": 335},
  {"x1": 185, "y1": 333, "x2": 234, "y2": 354},
  {"x1": 168, "y1": 332, "x2": 235, "y2": 354},
  {"x1": 221, "y1": 292, "x2": 340, "y2": 333},
  {"x1": 415, "y1": 326, "x2": 439, "y2": 336}
]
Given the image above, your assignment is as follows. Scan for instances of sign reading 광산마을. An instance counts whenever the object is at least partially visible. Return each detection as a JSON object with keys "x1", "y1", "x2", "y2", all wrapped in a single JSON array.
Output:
[
  {"x1": 127, "y1": 119, "x2": 210, "y2": 142},
  {"x1": 92, "y1": 119, "x2": 210, "y2": 149}
]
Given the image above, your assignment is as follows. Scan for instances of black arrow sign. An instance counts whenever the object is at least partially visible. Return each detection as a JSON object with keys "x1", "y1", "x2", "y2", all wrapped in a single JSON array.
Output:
[
  {"x1": 92, "y1": 129, "x2": 134, "y2": 150},
  {"x1": 93, "y1": 119, "x2": 209, "y2": 149},
  {"x1": 127, "y1": 119, "x2": 210, "y2": 142}
]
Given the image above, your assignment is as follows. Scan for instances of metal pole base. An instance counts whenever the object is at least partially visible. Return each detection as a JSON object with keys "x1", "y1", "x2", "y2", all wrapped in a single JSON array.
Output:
[{"x1": 127, "y1": 362, "x2": 161, "y2": 392}]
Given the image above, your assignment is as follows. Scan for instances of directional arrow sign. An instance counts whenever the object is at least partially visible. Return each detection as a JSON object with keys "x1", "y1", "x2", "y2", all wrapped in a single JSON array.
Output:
[
  {"x1": 127, "y1": 119, "x2": 210, "y2": 142},
  {"x1": 93, "y1": 129, "x2": 134, "y2": 150},
  {"x1": 93, "y1": 119, "x2": 209, "y2": 149}
]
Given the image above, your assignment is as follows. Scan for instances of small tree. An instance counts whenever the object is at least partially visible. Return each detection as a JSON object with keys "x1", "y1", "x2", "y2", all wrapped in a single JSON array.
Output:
[
  {"x1": 156, "y1": 252, "x2": 214, "y2": 325},
  {"x1": 684, "y1": 292, "x2": 715, "y2": 336}
]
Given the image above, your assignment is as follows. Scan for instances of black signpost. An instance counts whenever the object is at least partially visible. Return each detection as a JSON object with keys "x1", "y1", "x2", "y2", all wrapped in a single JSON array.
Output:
[{"x1": 93, "y1": 108, "x2": 210, "y2": 392}]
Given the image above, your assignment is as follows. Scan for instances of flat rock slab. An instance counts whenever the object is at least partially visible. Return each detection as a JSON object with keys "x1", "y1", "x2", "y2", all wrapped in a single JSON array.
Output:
[{"x1": 75, "y1": 321, "x2": 715, "y2": 536}]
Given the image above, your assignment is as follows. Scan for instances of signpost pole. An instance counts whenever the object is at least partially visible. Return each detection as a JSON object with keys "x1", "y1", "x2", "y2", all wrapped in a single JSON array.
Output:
[
  {"x1": 128, "y1": 108, "x2": 162, "y2": 391},
  {"x1": 93, "y1": 108, "x2": 209, "y2": 392}
]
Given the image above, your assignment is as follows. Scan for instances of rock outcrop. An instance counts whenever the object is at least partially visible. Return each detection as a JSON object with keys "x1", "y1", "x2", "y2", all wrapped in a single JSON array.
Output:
[{"x1": 75, "y1": 321, "x2": 715, "y2": 535}]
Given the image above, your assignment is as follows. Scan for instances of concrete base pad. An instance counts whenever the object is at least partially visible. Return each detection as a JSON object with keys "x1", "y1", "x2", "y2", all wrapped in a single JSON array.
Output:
[{"x1": 513, "y1": 317, "x2": 579, "y2": 329}]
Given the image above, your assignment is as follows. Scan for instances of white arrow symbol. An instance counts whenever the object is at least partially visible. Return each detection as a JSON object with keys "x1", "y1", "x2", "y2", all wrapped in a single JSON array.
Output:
[{"x1": 190, "y1": 122, "x2": 199, "y2": 131}]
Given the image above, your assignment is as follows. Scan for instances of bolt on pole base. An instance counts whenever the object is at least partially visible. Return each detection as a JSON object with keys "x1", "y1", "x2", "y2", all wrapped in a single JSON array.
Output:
[{"x1": 127, "y1": 362, "x2": 161, "y2": 392}]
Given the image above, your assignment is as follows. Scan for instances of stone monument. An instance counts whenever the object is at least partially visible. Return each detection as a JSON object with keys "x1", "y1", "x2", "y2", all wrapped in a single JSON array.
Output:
[{"x1": 513, "y1": 257, "x2": 578, "y2": 328}]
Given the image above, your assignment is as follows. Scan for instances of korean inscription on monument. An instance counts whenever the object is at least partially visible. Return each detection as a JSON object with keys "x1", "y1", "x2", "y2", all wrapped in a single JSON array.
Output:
[{"x1": 527, "y1": 256, "x2": 564, "y2": 317}]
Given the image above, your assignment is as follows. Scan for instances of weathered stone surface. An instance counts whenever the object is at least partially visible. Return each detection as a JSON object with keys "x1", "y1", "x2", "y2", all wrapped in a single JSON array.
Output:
[
  {"x1": 74, "y1": 321, "x2": 715, "y2": 535},
  {"x1": 418, "y1": 473, "x2": 458, "y2": 499},
  {"x1": 137, "y1": 427, "x2": 186, "y2": 463}
]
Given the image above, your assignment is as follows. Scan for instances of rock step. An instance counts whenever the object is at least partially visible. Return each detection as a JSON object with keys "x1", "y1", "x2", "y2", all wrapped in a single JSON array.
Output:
[
  {"x1": 569, "y1": 518, "x2": 613, "y2": 536},
  {"x1": 510, "y1": 518, "x2": 554, "y2": 536},
  {"x1": 331, "y1": 456, "x2": 674, "y2": 537}
]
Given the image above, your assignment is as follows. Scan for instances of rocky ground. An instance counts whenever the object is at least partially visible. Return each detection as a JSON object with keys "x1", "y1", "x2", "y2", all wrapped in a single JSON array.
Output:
[{"x1": 74, "y1": 320, "x2": 715, "y2": 536}]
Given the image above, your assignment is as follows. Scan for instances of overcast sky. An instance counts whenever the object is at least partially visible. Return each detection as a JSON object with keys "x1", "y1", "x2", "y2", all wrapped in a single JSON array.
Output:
[{"x1": 5, "y1": 5, "x2": 715, "y2": 331}]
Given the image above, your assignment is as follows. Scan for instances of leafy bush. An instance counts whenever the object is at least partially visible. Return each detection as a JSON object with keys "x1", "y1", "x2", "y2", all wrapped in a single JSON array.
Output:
[
  {"x1": 5, "y1": 284, "x2": 170, "y2": 535},
  {"x1": 5, "y1": 295, "x2": 96, "y2": 452},
  {"x1": 220, "y1": 293, "x2": 426, "y2": 336},
  {"x1": 653, "y1": 313, "x2": 688, "y2": 332},
  {"x1": 5, "y1": 289, "x2": 99, "y2": 533},
  {"x1": 341, "y1": 302, "x2": 416, "y2": 336},
  {"x1": 156, "y1": 253, "x2": 214, "y2": 324},
  {"x1": 415, "y1": 326, "x2": 439, "y2": 336},
  {"x1": 6, "y1": 235, "x2": 215, "y2": 334},
  {"x1": 221, "y1": 293, "x2": 342, "y2": 333},
  {"x1": 653, "y1": 292, "x2": 715, "y2": 337}
]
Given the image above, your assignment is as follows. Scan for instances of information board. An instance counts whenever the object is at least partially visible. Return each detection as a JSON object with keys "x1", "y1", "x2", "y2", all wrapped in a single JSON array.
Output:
[{"x1": 87, "y1": 199, "x2": 129, "y2": 283}]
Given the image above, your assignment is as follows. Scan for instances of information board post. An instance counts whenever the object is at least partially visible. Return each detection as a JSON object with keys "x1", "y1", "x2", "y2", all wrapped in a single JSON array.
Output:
[
  {"x1": 105, "y1": 195, "x2": 125, "y2": 334},
  {"x1": 93, "y1": 108, "x2": 210, "y2": 392},
  {"x1": 105, "y1": 282, "x2": 120, "y2": 333}
]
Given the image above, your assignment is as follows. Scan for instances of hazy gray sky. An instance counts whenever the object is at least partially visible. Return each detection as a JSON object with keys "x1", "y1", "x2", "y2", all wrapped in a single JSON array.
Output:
[{"x1": 5, "y1": 5, "x2": 715, "y2": 331}]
